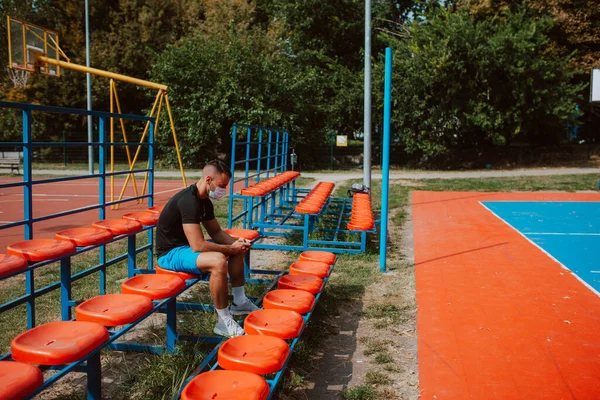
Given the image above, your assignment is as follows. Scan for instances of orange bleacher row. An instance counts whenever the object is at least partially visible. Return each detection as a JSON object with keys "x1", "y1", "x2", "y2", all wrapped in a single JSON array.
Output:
[
  {"x1": 0, "y1": 206, "x2": 168, "y2": 399},
  {"x1": 295, "y1": 181, "x2": 335, "y2": 214},
  {"x1": 240, "y1": 171, "x2": 300, "y2": 197},
  {"x1": 180, "y1": 250, "x2": 336, "y2": 400},
  {"x1": 0, "y1": 207, "x2": 164, "y2": 272},
  {"x1": 1, "y1": 247, "x2": 335, "y2": 400},
  {"x1": 347, "y1": 193, "x2": 375, "y2": 231},
  {"x1": 1, "y1": 201, "x2": 335, "y2": 400}
]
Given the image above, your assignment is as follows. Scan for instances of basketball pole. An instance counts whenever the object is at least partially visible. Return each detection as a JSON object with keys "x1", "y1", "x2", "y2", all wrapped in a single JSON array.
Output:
[{"x1": 85, "y1": 0, "x2": 93, "y2": 174}]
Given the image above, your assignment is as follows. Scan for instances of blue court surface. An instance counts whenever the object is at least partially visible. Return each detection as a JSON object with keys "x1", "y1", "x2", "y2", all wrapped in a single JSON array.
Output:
[{"x1": 482, "y1": 201, "x2": 600, "y2": 294}]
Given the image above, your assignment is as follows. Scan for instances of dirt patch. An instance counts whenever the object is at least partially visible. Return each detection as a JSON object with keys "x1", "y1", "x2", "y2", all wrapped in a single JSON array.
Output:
[{"x1": 300, "y1": 200, "x2": 419, "y2": 399}]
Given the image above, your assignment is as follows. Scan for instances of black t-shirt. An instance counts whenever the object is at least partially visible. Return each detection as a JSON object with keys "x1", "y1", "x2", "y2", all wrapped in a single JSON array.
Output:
[{"x1": 155, "y1": 184, "x2": 215, "y2": 257}]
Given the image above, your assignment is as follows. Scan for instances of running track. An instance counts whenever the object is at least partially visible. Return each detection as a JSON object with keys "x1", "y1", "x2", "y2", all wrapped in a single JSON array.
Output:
[
  {"x1": 0, "y1": 177, "x2": 245, "y2": 251},
  {"x1": 413, "y1": 191, "x2": 600, "y2": 399}
]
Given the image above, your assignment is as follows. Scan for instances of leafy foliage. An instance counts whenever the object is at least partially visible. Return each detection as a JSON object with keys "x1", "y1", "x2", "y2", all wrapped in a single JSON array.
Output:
[
  {"x1": 0, "y1": 0, "x2": 594, "y2": 167},
  {"x1": 380, "y1": 5, "x2": 584, "y2": 159}
]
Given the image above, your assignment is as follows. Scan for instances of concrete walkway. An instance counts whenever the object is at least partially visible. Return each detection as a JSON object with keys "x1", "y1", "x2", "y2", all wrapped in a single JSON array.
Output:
[{"x1": 14, "y1": 167, "x2": 600, "y2": 180}]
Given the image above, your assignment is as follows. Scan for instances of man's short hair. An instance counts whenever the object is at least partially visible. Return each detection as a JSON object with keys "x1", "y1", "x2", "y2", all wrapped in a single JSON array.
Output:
[{"x1": 205, "y1": 159, "x2": 232, "y2": 178}]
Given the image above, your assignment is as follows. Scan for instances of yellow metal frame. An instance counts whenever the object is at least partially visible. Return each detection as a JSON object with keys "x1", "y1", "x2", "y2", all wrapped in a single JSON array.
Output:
[{"x1": 6, "y1": 16, "x2": 187, "y2": 205}]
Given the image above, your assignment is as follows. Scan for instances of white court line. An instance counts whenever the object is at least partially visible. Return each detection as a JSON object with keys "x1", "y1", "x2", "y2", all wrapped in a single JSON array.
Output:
[
  {"x1": 479, "y1": 201, "x2": 600, "y2": 298},
  {"x1": 0, "y1": 187, "x2": 179, "y2": 199},
  {"x1": 0, "y1": 199, "x2": 68, "y2": 203},
  {"x1": 525, "y1": 232, "x2": 600, "y2": 236}
]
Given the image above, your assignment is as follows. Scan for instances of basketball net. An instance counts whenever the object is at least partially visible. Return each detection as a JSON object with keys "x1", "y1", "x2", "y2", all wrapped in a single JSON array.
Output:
[{"x1": 7, "y1": 67, "x2": 29, "y2": 88}]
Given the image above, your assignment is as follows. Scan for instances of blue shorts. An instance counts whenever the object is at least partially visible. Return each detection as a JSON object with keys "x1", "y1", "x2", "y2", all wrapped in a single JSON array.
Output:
[{"x1": 158, "y1": 246, "x2": 203, "y2": 275}]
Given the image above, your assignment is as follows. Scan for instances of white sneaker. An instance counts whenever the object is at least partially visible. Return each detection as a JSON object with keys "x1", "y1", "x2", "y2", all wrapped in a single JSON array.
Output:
[
  {"x1": 230, "y1": 300, "x2": 261, "y2": 315},
  {"x1": 213, "y1": 316, "x2": 245, "y2": 338}
]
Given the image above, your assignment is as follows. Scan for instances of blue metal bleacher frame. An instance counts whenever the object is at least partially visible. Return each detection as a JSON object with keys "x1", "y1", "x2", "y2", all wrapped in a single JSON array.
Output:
[
  {"x1": 0, "y1": 100, "x2": 156, "y2": 328},
  {"x1": 0, "y1": 101, "x2": 282, "y2": 400},
  {"x1": 227, "y1": 123, "x2": 375, "y2": 257}
]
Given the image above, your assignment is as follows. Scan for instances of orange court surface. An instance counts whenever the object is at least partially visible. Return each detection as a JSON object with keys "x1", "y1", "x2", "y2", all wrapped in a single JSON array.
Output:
[
  {"x1": 0, "y1": 176, "x2": 245, "y2": 251},
  {"x1": 413, "y1": 191, "x2": 600, "y2": 399}
]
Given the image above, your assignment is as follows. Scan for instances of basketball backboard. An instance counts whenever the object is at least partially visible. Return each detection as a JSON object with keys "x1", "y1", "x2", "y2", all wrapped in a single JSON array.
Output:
[
  {"x1": 7, "y1": 16, "x2": 61, "y2": 76},
  {"x1": 592, "y1": 69, "x2": 600, "y2": 103}
]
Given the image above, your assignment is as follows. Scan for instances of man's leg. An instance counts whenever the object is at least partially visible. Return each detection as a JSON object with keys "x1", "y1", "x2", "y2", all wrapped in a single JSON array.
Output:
[
  {"x1": 229, "y1": 253, "x2": 260, "y2": 315},
  {"x1": 195, "y1": 252, "x2": 229, "y2": 309},
  {"x1": 227, "y1": 253, "x2": 245, "y2": 288},
  {"x1": 194, "y1": 252, "x2": 245, "y2": 337}
]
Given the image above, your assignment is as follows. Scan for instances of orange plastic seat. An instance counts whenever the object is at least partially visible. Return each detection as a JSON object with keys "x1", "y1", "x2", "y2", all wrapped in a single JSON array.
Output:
[
  {"x1": 121, "y1": 274, "x2": 186, "y2": 300},
  {"x1": 92, "y1": 219, "x2": 142, "y2": 235},
  {"x1": 263, "y1": 289, "x2": 315, "y2": 314},
  {"x1": 241, "y1": 187, "x2": 264, "y2": 196},
  {"x1": 289, "y1": 261, "x2": 331, "y2": 278},
  {"x1": 155, "y1": 265, "x2": 199, "y2": 281},
  {"x1": 7, "y1": 239, "x2": 76, "y2": 262},
  {"x1": 122, "y1": 211, "x2": 159, "y2": 226},
  {"x1": 295, "y1": 203, "x2": 320, "y2": 214},
  {"x1": 0, "y1": 361, "x2": 44, "y2": 400},
  {"x1": 76, "y1": 294, "x2": 153, "y2": 326},
  {"x1": 11, "y1": 321, "x2": 109, "y2": 365},
  {"x1": 348, "y1": 222, "x2": 374, "y2": 231},
  {"x1": 299, "y1": 251, "x2": 336, "y2": 265},
  {"x1": 55, "y1": 227, "x2": 113, "y2": 247},
  {"x1": 147, "y1": 205, "x2": 164, "y2": 214},
  {"x1": 350, "y1": 216, "x2": 375, "y2": 224},
  {"x1": 244, "y1": 309, "x2": 304, "y2": 339},
  {"x1": 181, "y1": 370, "x2": 269, "y2": 400},
  {"x1": 218, "y1": 335, "x2": 290, "y2": 374},
  {"x1": 225, "y1": 228, "x2": 260, "y2": 241},
  {"x1": 0, "y1": 254, "x2": 28, "y2": 277},
  {"x1": 278, "y1": 274, "x2": 324, "y2": 295}
]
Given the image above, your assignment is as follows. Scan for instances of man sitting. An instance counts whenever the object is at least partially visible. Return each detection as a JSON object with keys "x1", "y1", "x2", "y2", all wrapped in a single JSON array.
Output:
[{"x1": 155, "y1": 159, "x2": 259, "y2": 337}]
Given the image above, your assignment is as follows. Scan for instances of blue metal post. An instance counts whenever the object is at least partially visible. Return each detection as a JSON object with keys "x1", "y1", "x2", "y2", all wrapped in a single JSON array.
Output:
[
  {"x1": 380, "y1": 47, "x2": 392, "y2": 273},
  {"x1": 303, "y1": 214, "x2": 310, "y2": 250},
  {"x1": 98, "y1": 117, "x2": 107, "y2": 294},
  {"x1": 274, "y1": 130, "x2": 280, "y2": 174},
  {"x1": 227, "y1": 124, "x2": 237, "y2": 229},
  {"x1": 257, "y1": 129, "x2": 263, "y2": 184},
  {"x1": 22, "y1": 108, "x2": 33, "y2": 240},
  {"x1": 23, "y1": 108, "x2": 35, "y2": 328},
  {"x1": 127, "y1": 236, "x2": 136, "y2": 278},
  {"x1": 243, "y1": 127, "x2": 251, "y2": 228},
  {"x1": 266, "y1": 130, "x2": 272, "y2": 178},
  {"x1": 166, "y1": 299, "x2": 177, "y2": 353},
  {"x1": 255, "y1": 129, "x2": 263, "y2": 222},
  {"x1": 60, "y1": 257, "x2": 72, "y2": 320}
]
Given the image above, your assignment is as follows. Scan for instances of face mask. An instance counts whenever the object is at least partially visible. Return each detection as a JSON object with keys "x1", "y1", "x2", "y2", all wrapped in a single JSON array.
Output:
[{"x1": 209, "y1": 182, "x2": 227, "y2": 200}]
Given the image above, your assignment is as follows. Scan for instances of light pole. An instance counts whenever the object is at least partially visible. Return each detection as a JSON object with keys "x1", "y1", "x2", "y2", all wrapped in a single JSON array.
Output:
[
  {"x1": 363, "y1": 0, "x2": 372, "y2": 189},
  {"x1": 85, "y1": 0, "x2": 93, "y2": 174}
]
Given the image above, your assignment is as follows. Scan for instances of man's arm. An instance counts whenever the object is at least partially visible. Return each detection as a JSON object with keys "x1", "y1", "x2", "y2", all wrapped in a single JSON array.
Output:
[
  {"x1": 202, "y1": 218, "x2": 236, "y2": 245},
  {"x1": 183, "y1": 223, "x2": 247, "y2": 255}
]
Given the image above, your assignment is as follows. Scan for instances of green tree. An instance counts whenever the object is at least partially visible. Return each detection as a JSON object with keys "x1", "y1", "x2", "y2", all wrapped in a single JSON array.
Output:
[{"x1": 379, "y1": 5, "x2": 583, "y2": 159}]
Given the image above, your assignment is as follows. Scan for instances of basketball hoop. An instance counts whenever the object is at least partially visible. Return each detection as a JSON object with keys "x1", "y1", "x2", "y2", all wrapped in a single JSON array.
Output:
[{"x1": 7, "y1": 67, "x2": 29, "y2": 88}]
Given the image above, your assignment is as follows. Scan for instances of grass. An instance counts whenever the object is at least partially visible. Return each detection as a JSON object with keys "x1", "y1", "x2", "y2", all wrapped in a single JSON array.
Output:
[
  {"x1": 359, "y1": 337, "x2": 392, "y2": 357},
  {"x1": 343, "y1": 385, "x2": 377, "y2": 400},
  {"x1": 365, "y1": 371, "x2": 392, "y2": 386}
]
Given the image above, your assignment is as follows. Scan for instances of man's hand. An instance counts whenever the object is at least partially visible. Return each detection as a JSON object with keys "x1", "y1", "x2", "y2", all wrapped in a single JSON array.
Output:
[{"x1": 229, "y1": 237, "x2": 251, "y2": 254}]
